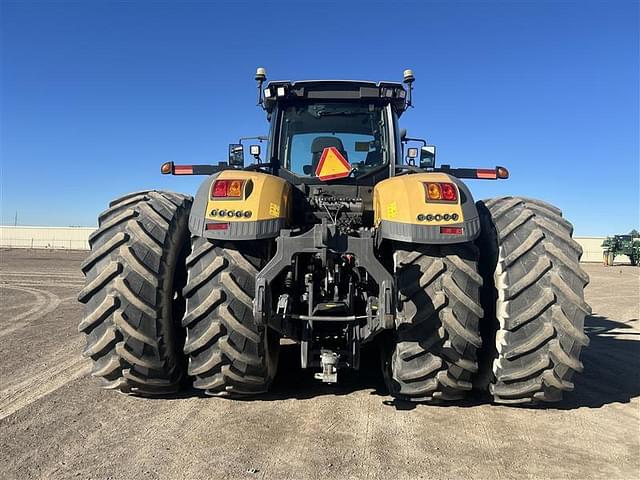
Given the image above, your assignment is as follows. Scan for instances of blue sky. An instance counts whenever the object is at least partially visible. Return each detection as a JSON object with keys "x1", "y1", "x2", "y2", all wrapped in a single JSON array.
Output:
[{"x1": 1, "y1": 0, "x2": 638, "y2": 235}]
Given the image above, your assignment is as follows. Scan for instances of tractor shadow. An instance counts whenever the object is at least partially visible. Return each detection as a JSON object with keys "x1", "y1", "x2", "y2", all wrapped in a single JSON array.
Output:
[
  {"x1": 262, "y1": 314, "x2": 640, "y2": 410},
  {"x1": 551, "y1": 314, "x2": 640, "y2": 410},
  {"x1": 168, "y1": 313, "x2": 639, "y2": 409}
]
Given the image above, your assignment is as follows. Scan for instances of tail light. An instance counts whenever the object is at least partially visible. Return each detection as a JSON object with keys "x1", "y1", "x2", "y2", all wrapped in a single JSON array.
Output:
[
  {"x1": 441, "y1": 183, "x2": 457, "y2": 201},
  {"x1": 211, "y1": 179, "x2": 245, "y2": 198},
  {"x1": 424, "y1": 182, "x2": 458, "y2": 202},
  {"x1": 206, "y1": 222, "x2": 229, "y2": 231},
  {"x1": 440, "y1": 226, "x2": 463, "y2": 235}
]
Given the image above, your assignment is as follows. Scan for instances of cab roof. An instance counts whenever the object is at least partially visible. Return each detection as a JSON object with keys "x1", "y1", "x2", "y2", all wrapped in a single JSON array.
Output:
[{"x1": 262, "y1": 79, "x2": 408, "y2": 116}]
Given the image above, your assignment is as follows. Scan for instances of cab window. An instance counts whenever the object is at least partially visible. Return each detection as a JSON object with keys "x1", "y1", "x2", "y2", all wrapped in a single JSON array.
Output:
[{"x1": 279, "y1": 103, "x2": 387, "y2": 177}]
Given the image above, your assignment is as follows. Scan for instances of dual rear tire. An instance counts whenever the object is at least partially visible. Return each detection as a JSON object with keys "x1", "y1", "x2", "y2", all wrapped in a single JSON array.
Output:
[
  {"x1": 78, "y1": 192, "x2": 276, "y2": 396},
  {"x1": 384, "y1": 197, "x2": 590, "y2": 404}
]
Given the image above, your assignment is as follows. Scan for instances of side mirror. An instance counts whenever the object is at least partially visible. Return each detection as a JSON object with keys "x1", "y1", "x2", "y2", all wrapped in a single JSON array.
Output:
[
  {"x1": 228, "y1": 144, "x2": 244, "y2": 167},
  {"x1": 420, "y1": 145, "x2": 436, "y2": 168}
]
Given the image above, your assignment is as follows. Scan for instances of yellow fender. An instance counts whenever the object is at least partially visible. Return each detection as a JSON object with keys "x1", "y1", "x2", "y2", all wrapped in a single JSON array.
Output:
[
  {"x1": 373, "y1": 172, "x2": 480, "y2": 244},
  {"x1": 189, "y1": 170, "x2": 291, "y2": 240}
]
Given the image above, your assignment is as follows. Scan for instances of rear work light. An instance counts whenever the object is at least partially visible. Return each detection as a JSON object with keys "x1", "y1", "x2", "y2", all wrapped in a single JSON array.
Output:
[
  {"x1": 211, "y1": 179, "x2": 245, "y2": 198},
  {"x1": 424, "y1": 182, "x2": 458, "y2": 202}
]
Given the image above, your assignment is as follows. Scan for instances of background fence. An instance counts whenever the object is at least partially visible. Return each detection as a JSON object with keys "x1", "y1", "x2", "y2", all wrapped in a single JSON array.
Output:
[{"x1": 0, "y1": 225, "x2": 629, "y2": 264}]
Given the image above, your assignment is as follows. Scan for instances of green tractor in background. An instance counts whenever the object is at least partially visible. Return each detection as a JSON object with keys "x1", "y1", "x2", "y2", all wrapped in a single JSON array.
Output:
[{"x1": 602, "y1": 234, "x2": 640, "y2": 266}]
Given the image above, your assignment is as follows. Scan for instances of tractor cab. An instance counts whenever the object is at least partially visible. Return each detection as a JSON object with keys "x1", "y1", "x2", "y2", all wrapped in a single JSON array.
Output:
[{"x1": 260, "y1": 79, "x2": 408, "y2": 185}]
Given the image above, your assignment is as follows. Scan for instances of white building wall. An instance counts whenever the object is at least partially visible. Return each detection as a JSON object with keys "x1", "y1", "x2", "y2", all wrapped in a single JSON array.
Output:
[
  {"x1": 0, "y1": 226, "x2": 629, "y2": 263},
  {"x1": 0, "y1": 226, "x2": 95, "y2": 250},
  {"x1": 576, "y1": 237, "x2": 605, "y2": 263}
]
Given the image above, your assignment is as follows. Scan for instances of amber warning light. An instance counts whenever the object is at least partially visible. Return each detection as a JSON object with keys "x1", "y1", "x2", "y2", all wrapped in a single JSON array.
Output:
[{"x1": 161, "y1": 161, "x2": 174, "y2": 174}]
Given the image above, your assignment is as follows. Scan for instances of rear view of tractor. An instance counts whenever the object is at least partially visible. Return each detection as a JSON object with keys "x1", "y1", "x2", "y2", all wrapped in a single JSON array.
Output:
[{"x1": 78, "y1": 68, "x2": 591, "y2": 404}]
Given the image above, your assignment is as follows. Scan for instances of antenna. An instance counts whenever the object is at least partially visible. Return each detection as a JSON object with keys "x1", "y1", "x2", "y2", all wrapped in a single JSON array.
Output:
[
  {"x1": 255, "y1": 67, "x2": 267, "y2": 107},
  {"x1": 403, "y1": 69, "x2": 415, "y2": 108}
]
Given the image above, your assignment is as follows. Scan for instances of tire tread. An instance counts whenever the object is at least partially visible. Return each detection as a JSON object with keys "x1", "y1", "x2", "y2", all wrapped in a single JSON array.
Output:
[
  {"x1": 477, "y1": 196, "x2": 590, "y2": 403},
  {"x1": 78, "y1": 190, "x2": 192, "y2": 396},
  {"x1": 387, "y1": 243, "x2": 483, "y2": 402}
]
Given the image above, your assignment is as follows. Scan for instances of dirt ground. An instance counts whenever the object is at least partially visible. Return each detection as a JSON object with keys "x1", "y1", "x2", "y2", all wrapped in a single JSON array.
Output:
[{"x1": 0, "y1": 248, "x2": 638, "y2": 480}]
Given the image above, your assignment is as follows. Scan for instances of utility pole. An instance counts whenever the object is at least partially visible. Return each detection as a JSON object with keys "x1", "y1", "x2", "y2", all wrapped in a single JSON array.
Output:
[{"x1": 14, "y1": 211, "x2": 17, "y2": 227}]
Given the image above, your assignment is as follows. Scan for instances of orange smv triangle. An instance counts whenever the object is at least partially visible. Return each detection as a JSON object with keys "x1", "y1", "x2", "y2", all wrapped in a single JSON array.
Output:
[{"x1": 315, "y1": 147, "x2": 352, "y2": 181}]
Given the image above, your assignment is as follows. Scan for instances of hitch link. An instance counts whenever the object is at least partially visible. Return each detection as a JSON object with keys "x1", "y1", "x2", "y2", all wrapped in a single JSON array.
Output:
[{"x1": 314, "y1": 350, "x2": 339, "y2": 383}]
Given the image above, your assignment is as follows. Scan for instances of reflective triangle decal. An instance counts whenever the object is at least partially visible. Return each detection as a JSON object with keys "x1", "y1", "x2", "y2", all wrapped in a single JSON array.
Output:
[{"x1": 315, "y1": 147, "x2": 352, "y2": 181}]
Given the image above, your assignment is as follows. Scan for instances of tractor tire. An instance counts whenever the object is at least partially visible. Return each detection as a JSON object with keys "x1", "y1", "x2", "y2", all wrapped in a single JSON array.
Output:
[
  {"x1": 383, "y1": 242, "x2": 484, "y2": 402},
  {"x1": 78, "y1": 190, "x2": 192, "y2": 395},
  {"x1": 602, "y1": 252, "x2": 609, "y2": 266},
  {"x1": 476, "y1": 197, "x2": 591, "y2": 404},
  {"x1": 182, "y1": 236, "x2": 279, "y2": 396},
  {"x1": 607, "y1": 252, "x2": 615, "y2": 266}
]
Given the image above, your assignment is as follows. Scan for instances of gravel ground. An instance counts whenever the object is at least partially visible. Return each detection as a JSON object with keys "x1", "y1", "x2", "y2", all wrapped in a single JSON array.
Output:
[{"x1": 0, "y1": 248, "x2": 638, "y2": 479}]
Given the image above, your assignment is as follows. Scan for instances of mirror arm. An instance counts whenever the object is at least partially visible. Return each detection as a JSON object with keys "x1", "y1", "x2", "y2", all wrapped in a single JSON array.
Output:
[
  {"x1": 239, "y1": 135, "x2": 268, "y2": 144},
  {"x1": 244, "y1": 161, "x2": 275, "y2": 172},
  {"x1": 404, "y1": 137, "x2": 427, "y2": 146}
]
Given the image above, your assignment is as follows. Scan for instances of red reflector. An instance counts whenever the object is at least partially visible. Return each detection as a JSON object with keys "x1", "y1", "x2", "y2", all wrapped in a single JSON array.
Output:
[
  {"x1": 212, "y1": 180, "x2": 229, "y2": 197},
  {"x1": 206, "y1": 223, "x2": 229, "y2": 231},
  {"x1": 440, "y1": 226, "x2": 463, "y2": 235},
  {"x1": 476, "y1": 169, "x2": 497, "y2": 179},
  {"x1": 173, "y1": 165, "x2": 193, "y2": 175},
  {"x1": 441, "y1": 183, "x2": 457, "y2": 201}
]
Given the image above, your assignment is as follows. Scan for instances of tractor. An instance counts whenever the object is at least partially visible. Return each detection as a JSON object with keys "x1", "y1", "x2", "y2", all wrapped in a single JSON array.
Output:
[
  {"x1": 78, "y1": 69, "x2": 591, "y2": 404},
  {"x1": 602, "y1": 234, "x2": 640, "y2": 266}
]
